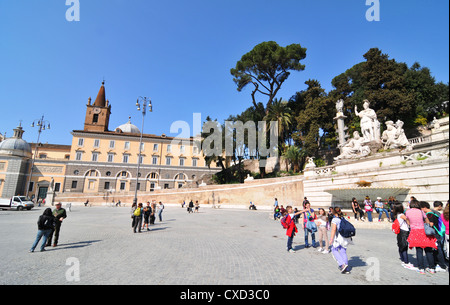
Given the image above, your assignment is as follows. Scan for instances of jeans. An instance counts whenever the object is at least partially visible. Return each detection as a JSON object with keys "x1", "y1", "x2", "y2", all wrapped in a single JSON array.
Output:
[
  {"x1": 366, "y1": 211, "x2": 373, "y2": 222},
  {"x1": 30, "y1": 229, "x2": 52, "y2": 252},
  {"x1": 377, "y1": 208, "x2": 390, "y2": 221},
  {"x1": 133, "y1": 216, "x2": 142, "y2": 232},
  {"x1": 158, "y1": 210, "x2": 163, "y2": 222},
  {"x1": 415, "y1": 247, "x2": 435, "y2": 270},
  {"x1": 304, "y1": 224, "x2": 316, "y2": 247},
  {"x1": 434, "y1": 235, "x2": 448, "y2": 269},
  {"x1": 287, "y1": 230, "x2": 295, "y2": 250}
]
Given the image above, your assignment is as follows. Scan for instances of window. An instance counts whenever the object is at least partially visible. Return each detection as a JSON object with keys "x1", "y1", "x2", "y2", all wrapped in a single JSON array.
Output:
[
  {"x1": 140, "y1": 143, "x2": 145, "y2": 151},
  {"x1": 150, "y1": 183, "x2": 155, "y2": 191},
  {"x1": 139, "y1": 155, "x2": 144, "y2": 164},
  {"x1": 91, "y1": 152, "x2": 99, "y2": 162},
  {"x1": 120, "y1": 182, "x2": 126, "y2": 190},
  {"x1": 165, "y1": 157, "x2": 171, "y2": 165},
  {"x1": 193, "y1": 146, "x2": 199, "y2": 155},
  {"x1": 180, "y1": 145, "x2": 185, "y2": 153},
  {"x1": 93, "y1": 114, "x2": 99, "y2": 123},
  {"x1": 153, "y1": 144, "x2": 159, "y2": 152},
  {"x1": 192, "y1": 158, "x2": 198, "y2": 167},
  {"x1": 137, "y1": 183, "x2": 141, "y2": 191},
  {"x1": 107, "y1": 153, "x2": 114, "y2": 163},
  {"x1": 167, "y1": 144, "x2": 172, "y2": 152},
  {"x1": 39, "y1": 153, "x2": 47, "y2": 159},
  {"x1": 76, "y1": 151, "x2": 83, "y2": 161},
  {"x1": 164, "y1": 183, "x2": 169, "y2": 189},
  {"x1": 104, "y1": 182, "x2": 110, "y2": 190},
  {"x1": 123, "y1": 154, "x2": 129, "y2": 163},
  {"x1": 106, "y1": 171, "x2": 111, "y2": 177},
  {"x1": 150, "y1": 173, "x2": 157, "y2": 179},
  {"x1": 94, "y1": 139, "x2": 100, "y2": 148},
  {"x1": 78, "y1": 138, "x2": 84, "y2": 147},
  {"x1": 179, "y1": 158, "x2": 185, "y2": 166},
  {"x1": 28, "y1": 182, "x2": 34, "y2": 192},
  {"x1": 71, "y1": 181, "x2": 78, "y2": 189},
  {"x1": 54, "y1": 183, "x2": 61, "y2": 192},
  {"x1": 109, "y1": 140, "x2": 115, "y2": 148},
  {"x1": 124, "y1": 142, "x2": 130, "y2": 150},
  {"x1": 152, "y1": 156, "x2": 158, "y2": 165}
]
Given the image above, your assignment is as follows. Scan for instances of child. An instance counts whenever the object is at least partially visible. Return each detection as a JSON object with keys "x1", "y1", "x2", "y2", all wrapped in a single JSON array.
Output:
[
  {"x1": 316, "y1": 208, "x2": 330, "y2": 253},
  {"x1": 391, "y1": 202, "x2": 415, "y2": 270},
  {"x1": 329, "y1": 206, "x2": 353, "y2": 274},
  {"x1": 281, "y1": 206, "x2": 303, "y2": 253}
]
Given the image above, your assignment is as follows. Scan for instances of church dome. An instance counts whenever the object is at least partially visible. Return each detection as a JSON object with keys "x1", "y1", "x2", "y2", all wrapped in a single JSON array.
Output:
[
  {"x1": 0, "y1": 126, "x2": 32, "y2": 158},
  {"x1": 115, "y1": 118, "x2": 140, "y2": 134}
]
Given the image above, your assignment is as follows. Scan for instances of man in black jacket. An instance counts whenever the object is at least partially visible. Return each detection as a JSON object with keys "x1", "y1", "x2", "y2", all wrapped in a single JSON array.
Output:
[{"x1": 46, "y1": 202, "x2": 67, "y2": 247}]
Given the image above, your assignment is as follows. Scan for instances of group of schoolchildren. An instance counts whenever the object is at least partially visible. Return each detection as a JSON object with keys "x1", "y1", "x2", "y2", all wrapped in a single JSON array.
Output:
[
  {"x1": 391, "y1": 198, "x2": 449, "y2": 274},
  {"x1": 276, "y1": 197, "x2": 355, "y2": 274},
  {"x1": 277, "y1": 196, "x2": 449, "y2": 275}
]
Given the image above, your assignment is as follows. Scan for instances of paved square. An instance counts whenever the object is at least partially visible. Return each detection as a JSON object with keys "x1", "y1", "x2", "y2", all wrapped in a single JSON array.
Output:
[{"x1": 0, "y1": 205, "x2": 448, "y2": 285}]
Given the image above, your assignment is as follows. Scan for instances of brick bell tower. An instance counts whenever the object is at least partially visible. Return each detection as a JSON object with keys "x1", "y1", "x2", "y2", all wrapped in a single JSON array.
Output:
[{"x1": 84, "y1": 81, "x2": 112, "y2": 132}]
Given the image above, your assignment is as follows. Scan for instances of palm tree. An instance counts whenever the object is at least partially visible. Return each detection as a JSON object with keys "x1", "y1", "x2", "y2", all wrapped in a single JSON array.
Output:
[
  {"x1": 283, "y1": 145, "x2": 302, "y2": 172},
  {"x1": 264, "y1": 98, "x2": 293, "y2": 153}
]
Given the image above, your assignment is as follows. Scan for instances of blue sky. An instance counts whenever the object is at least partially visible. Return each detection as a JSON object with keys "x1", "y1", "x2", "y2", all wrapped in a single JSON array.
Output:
[{"x1": 0, "y1": 0, "x2": 448, "y2": 145}]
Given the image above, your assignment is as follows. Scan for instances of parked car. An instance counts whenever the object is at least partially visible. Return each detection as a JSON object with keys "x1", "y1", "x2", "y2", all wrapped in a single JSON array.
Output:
[{"x1": 0, "y1": 196, "x2": 35, "y2": 211}]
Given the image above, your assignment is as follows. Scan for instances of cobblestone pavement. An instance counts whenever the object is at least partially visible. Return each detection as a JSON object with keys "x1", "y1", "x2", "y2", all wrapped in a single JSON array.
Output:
[{"x1": 0, "y1": 205, "x2": 448, "y2": 285}]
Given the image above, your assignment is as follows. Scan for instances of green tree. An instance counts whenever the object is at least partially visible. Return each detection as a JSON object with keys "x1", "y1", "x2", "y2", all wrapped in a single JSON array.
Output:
[{"x1": 230, "y1": 41, "x2": 307, "y2": 117}]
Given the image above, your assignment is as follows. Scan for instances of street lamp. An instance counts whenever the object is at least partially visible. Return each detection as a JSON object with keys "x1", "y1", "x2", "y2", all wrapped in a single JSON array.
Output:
[
  {"x1": 26, "y1": 115, "x2": 51, "y2": 198},
  {"x1": 133, "y1": 97, "x2": 152, "y2": 205}
]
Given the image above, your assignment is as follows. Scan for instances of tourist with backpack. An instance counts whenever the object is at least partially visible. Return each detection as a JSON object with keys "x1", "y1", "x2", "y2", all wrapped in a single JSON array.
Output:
[
  {"x1": 405, "y1": 200, "x2": 437, "y2": 274},
  {"x1": 421, "y1": 201, "x2": 448, "y2": 272},
  {"x1": 29, "y1": 208, "x2": 55, "y2": 252},
  {"x1": 329, "y1": 206, "x2": 354, "y2": 274},
  {"x1": 281, "y1": 206, "x2": 304, "y2": 253},
  {"x1": 391, "y1": 202, "x2": 415, "y2": 270},
  {"x1": 133, "y1": 203, "x2": 143, "y2": 233}
]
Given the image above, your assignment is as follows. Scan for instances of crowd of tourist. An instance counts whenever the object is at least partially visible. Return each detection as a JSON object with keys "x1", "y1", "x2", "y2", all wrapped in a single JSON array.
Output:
[{"x1": 275, "y1": 196, "x2": 449, "y2": 275}]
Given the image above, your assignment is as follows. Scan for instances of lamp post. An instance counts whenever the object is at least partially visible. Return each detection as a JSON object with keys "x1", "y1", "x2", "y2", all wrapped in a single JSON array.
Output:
[
  {"x1": 26, "y1": 115, "x2": 51, "y2": 199},
  {"x1": 133, "y1": 97, "x2": 152, "y2": 205}
]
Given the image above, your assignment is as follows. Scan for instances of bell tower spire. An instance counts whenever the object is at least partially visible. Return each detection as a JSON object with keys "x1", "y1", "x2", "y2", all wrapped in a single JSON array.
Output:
[{"x1": 83, "y1": 81, "x2": 112, "y2": 132}]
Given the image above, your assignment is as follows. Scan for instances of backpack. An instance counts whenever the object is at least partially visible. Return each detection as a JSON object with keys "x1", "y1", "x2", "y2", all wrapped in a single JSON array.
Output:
[
  {"x1": 281, "y1": 215, "x2": 289, "y2": 229},
  {"x1": 392, "y1": 219, "x2": 401, "y2": 234},
  {"x1": 133, "y1": 208, "x2": 141, "y2": 217},
  {"x1": 426, "y1": 212, "x2": 446, "y2": 237},
  {"x1": 338, "y1": 217, "x2": 356, "y2": 238}
]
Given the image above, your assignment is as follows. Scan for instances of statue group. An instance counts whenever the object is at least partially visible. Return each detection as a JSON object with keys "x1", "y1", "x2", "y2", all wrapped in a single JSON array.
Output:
[{"x1": 334, "y1": 99, "x2": 412, "y2": 161}]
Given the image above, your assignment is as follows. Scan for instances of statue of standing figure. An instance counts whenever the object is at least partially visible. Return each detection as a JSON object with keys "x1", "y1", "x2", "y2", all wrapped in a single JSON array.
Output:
[{"x1": 355, "y1": 100, "x2": 381, "y2": 143}]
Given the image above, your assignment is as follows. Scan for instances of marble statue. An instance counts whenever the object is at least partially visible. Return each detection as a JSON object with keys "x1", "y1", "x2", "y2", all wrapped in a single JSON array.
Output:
[
  {"x1": 336, "y1": 99, "x2": 344, "y2": 114},
  {"x1": 381, "y1": 120, "x2": 412, "y2": 150},
  {"x1": 355, "y1": 100, "x2": 380, "y2": 142},
  {"x1": 334, "y1": 131, "x2": 371, "y2": 160},
  {"x1": 433, "y1": 117, "x2": 440, "y2": 130}
]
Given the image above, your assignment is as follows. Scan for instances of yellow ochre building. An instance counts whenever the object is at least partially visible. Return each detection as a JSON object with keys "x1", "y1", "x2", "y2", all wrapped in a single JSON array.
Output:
[{"x1": 0, "y1": 82, "x2": 220, "y2": 203}]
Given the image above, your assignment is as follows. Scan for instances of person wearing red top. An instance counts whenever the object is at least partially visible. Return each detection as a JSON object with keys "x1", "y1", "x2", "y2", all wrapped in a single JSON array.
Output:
[{"x1": 281, "y1": 206, "x2": 304, "y2": 253}]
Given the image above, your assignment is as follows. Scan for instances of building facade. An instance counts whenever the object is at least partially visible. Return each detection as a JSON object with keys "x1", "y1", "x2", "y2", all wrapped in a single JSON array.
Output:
[{"x1": 0, "y1": 82, "x2": 220, "y2": 202}]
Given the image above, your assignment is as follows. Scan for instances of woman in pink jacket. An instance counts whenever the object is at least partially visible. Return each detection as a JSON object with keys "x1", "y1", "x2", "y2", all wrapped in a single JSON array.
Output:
[{"x1": 406, "y1": 200, "x2": 437, "y2": 274}]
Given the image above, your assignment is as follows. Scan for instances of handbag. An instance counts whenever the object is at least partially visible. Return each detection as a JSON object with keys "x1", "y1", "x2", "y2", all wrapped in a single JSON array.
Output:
[{"x1": 424, "y1": 223, "x2": 435, "y2": 236}]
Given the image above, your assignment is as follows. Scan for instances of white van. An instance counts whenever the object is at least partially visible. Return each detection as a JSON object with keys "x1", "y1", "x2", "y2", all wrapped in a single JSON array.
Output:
[{"x1": 0, "y1": 196, "x2": 35, "y2": 211}]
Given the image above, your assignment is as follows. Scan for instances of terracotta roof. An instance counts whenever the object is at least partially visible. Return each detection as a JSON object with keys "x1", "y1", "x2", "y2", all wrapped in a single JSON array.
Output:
[{"x1": 93, "y1": 81, "x2": 106, "y2": 107}]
